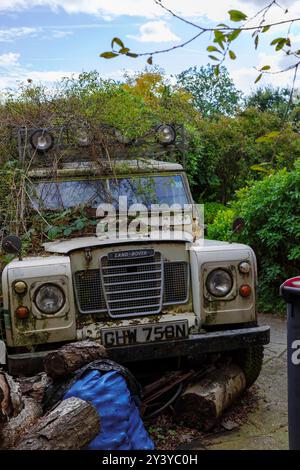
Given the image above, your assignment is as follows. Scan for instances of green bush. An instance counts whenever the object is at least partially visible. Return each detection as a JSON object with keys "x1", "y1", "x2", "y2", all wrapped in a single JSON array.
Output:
[
  {"x1": 207, "y1": 206, "x2": 234, "y2": 241},
  {"x1": 203, "y1": 202, "x2": 226, "y2": 225},
  {"x1": 208, "y1": 160, "x2": 300, "y2": 313}
]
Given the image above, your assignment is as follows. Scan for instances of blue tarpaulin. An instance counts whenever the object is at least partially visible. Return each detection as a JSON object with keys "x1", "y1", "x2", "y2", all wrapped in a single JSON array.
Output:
[{"x1": 64, "y1": 369, "x2": 154, "y2": 450}]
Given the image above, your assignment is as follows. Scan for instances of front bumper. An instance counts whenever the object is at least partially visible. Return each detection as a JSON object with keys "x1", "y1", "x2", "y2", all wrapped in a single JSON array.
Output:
[{"x1": 7, "y1": 325, "x2": 270, "y2": 376}]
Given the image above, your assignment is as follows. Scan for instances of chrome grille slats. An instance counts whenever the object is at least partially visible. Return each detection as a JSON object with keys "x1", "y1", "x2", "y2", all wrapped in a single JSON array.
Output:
[
  {"x1": 74, "y1": 254, "x2": 189, "y2": 316},
  {"x1": 100, "y1": 251, "x2": 163, "y2": 318}
]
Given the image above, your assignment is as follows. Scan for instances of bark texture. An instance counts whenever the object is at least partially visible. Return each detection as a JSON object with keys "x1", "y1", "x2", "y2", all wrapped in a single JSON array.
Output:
[
  {"x1": 175, "y1": 364, "x2": 246, "y2": 430},
  {"x1": 44, "y1": 341, "x2": 107, "y2": 379},
  {"x1": 15, "y1": 397, "x2": 100, "y2": 450}
]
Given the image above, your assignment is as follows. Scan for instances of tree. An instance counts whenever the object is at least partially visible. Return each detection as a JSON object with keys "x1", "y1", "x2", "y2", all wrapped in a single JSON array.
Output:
[
  {"x1": 245, "y1": 86, "x2": 291, "y2": 115},
  {"x1": 177, "y1": 65, "x2": 242, "y2": 117}
]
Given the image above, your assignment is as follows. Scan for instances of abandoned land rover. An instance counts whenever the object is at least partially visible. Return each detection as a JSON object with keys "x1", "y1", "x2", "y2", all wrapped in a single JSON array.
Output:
[{"x1": 0, "y1": 123, "x2": 270, "y2": 382}]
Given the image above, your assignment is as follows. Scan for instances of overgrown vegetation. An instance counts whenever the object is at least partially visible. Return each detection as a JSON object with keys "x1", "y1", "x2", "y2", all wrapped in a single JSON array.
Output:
[
  {"x1": 0, "y1": 66, "x2": 299, "y2": 312},
  {"x1": 208, "y1": 160, "x2": 300, "y2": 312}
]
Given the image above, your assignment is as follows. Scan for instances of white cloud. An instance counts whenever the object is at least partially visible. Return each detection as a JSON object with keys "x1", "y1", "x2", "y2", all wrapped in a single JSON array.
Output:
[
  {"x1": 0, "y1": 26, "x2": 39, "y2": 42},
  {"x1": 0, "y1": 52, "x2": 20, "y2": 68},
  {"x1": 0, "y1": 0, "x2": 284, "y2": 22},
  {"x1": 128, "y1": 20, "x2": 180, "y2": 43},
  {"x1": 0, "y1": 51, "x2": 77, "y2": 89},
  {"x1": 51, "y1": 30, "x2": 73, "y2": 38}
]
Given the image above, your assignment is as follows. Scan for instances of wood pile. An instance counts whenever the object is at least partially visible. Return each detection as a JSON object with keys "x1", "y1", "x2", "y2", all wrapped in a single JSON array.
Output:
[{"x1": 0, "y1": 341, "x2": 107, "y2": 449}]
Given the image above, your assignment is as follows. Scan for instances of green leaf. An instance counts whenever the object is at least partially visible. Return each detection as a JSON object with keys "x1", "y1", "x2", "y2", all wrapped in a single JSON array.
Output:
[
  {"x1": 256, "y1": 131, "x2": 280, "y2": 142},
  {"x1": 126, "y1": 52, "x2": 138, "y2": 58},
  {"x1": 207, "y1": 45, "x2": 221, "y2": 53},
  {"x1": 111, "y1": 37, "x2": 125, "y2": 50},
  {"x1": 214, "y1": 30, "x2": 226, "y2": 42},
  {"x1": 228, "y1": 29, "x2": 241, "y2": 41},
  {"x1": 214, "y1": 64, "x2": 220, "y2": 76},
  {"x1": 119, "y1": 47, "x2": 130, "y2": 54},
  {"x1": 260, "y1": 65, "x2": 271, "y2": 71},
  {"x1": 262, "y1": 25, "x2": 270, "y2": 33},
  {"x1": 75, "y1": 219, "x2": 86, "y2": 230},
  {"x1": 47, "y1": 226, "x2": 62, "y2": 240},
  {"x1": 270, "y1": 37, "x2": 284, "y2": 45},
  {"x1": 100, "y1": 52, "x2": 119, "y2": 59},
  {"x1": 250, "y1": 164, "x2": 271, "y2": 173},
  {"x1": 276, "y1": 40, "x2": 287, "y2": 51},
  {"x1": 228, "y1": 9, "x2": 248, "y2": 22},
  {"x1": 254, "y1": 35, "x2": 259, "y2": 49},
  {"x1": 63, "y1": 227, "x2": 73, "y2": 236},
  {"x1": 208, "y1": 55, "x2": 219, "y2": 61},
  {"x1": 229, "y1": 50, "x2": 236, "y2": 60},
  {"x1": 255, "y1": 73, "x2": 263, "y2": 84}
]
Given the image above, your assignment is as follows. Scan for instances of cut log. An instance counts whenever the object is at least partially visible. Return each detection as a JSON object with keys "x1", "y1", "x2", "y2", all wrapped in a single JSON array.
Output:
[
  {"x1": 175, "y1": 364, "x2": 246, "y2": 431},
  {"x1": 0, "y1": 397, "x2": 42, "y2": 449},
  {"x1": 44, "y1": 341, "x2": 107, "y2": 379},
  {"x1": 0, "y1": 371, "x2": 23, "y2": 419},
  {"x1": 0, "y1": 371, "x2": 12, "y2": 419},
  {"x1": 17, "y1": 372, "x2": 52, "y2": 403},
  {"x1": 15, "y1": 397, "x2": 100, "y2": 450}
]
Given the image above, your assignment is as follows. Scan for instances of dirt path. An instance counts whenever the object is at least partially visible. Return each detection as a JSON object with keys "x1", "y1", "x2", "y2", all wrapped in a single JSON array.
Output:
[{"x1": 186, "y1": 313, "x2": 288, "y2": 450}]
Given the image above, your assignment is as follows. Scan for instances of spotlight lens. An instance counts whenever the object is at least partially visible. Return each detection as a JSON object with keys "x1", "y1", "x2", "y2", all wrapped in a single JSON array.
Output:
[
  {"x1": 156, "y1": 124, "x2": 176, "y2": 145},
  {"x1": 77, "y1": 129, "x2": 90, "y2": 146},
  {"x1": 30, "y1": 129, "x2": 54, "y2": 152}
]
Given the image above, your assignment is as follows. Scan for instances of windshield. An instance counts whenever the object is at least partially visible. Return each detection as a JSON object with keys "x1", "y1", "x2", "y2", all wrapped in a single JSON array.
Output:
[{"x1": 29, "y1": 175, "x2": 190, "y2": 211}]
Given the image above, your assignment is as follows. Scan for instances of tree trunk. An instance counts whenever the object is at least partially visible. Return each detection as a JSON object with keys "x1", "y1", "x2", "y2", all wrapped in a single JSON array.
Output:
[
  {"x1": 0, "y1": 397, "x2": 43, "y2": 449},
  {"x1": 44, "y1": 341, "x2": 107, "y2": 379},
  {"x1": 15, "y1": 397, "x2": 100, "y2": 450},
  {"x1": 175, "y1": 364, "x2": 246, "y2": 430}
]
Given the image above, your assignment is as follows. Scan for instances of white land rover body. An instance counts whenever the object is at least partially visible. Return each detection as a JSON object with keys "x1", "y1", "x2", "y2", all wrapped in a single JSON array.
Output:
[{"x1": 0, "y1": 158, "x2": 269, "y2": 378}]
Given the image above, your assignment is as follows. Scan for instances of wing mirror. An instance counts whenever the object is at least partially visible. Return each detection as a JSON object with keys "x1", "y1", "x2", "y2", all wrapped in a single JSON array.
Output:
[
  {"x1": 232, "y1": 218, "x2": 245, "y2": 234},
  {"x1": 1, "y1": 235, "x2": 22, "y2": 259}
]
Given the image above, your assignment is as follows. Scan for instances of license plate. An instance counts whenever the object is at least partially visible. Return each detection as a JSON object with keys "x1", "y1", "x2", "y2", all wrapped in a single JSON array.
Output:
[{"x1": 101, "y1": 320, "x2": 188, "y2": 347}]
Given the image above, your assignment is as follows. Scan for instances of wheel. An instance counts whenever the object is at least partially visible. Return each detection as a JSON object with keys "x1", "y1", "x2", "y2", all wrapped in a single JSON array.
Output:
[{"x1": 234, "y1": 345, "x2": 264, "y2": 387}]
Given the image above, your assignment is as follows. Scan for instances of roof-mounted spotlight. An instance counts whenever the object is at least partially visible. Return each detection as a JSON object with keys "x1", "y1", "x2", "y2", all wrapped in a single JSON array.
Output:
[
  {"x1": 76, "y1": 127, "x2": 91, "y2": 147},
  {"x1": 156, "y1": 124, "x2": 176, "y2": 145},
  {"x1": 114, "y1": 128, "x2": 132, "y2": 145},
  {"x1": 30, "y1": 129, "x2": 54, "y2": 153}
]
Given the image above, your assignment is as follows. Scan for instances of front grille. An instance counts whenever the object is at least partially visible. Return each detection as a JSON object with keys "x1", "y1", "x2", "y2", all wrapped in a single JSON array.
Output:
[
  {"x1": 164, "y1": 262, "x2": 189, "y2": 304},
  {"x1": 100, "y1": 252, "x2": 163, "y2": 318},
  {"x1": 74, "y1": 254, "x2": 189, "y2": 316},
  {"x1": 74, "y1": 270, "x2": 106, "y2": 314}
]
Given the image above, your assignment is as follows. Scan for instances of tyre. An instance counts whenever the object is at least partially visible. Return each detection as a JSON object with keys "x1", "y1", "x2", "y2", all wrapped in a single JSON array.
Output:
[{"x1": 234, "y1": 345, "x2": 264, "y2": 387}]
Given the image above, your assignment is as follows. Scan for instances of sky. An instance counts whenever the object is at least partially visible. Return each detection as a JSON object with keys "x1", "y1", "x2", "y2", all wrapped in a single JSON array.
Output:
[{"x1": 1, "y1": 0, "x2": 300, "y2": 95}]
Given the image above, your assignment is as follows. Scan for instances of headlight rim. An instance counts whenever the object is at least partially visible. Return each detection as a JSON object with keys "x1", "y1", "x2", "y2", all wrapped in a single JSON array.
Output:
[
  {"x1": 29, "y1": 128, "x2": 55, "y2": 153},
  {"x1": 206, "y1": 268, "x2": 234, "y2": 298},
  {"x1": 156, "y1": 124, "x2": 176, "y2": 145},
  {"x1": 34, "y1": 282, "x2": 65, "y2": 315}
]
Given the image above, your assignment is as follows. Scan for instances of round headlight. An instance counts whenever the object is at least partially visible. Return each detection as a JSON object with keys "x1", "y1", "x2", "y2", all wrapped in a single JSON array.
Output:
[
  {"x1": 206, "y1": 269, "x2": 233, "y2": 297},
  {"x1": 34, "y1": 284, "x2": 65, "y2": 314},
  {"x1": 156, "y1": 124, "x2": 176, "y2": 145},
  {"x1": 30, "y1": 129, "x2": 54, "y2": 153}
]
